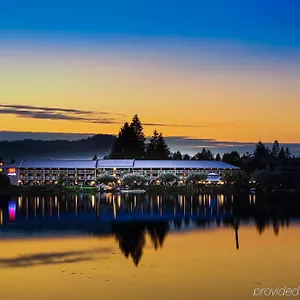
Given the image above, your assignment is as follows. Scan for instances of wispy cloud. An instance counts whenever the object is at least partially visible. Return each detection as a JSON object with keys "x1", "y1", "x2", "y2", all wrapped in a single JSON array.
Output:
[
  {"x1": 0, "y1": 104, "x2": 125, "y2": 124},
  {"x1": 164, "y1": 136, "x2": 300, "y2": 156},
  {"x1": 0, "y1": 104, "x2": 204, "y2": 128},
  {"x1": 165, "y1": 136, "x2": 255, "y2": 148},
  {"x1": 143, "y1": 123, "x2": 204, "y2": 128}
]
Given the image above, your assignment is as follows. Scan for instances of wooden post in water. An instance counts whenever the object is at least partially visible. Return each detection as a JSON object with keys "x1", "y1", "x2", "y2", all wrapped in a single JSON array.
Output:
[
  {"x1": 234, "y1": 217, "x2": 239, "y2": 250},
  {"x1": 95, "y1": 193, "x2": 100, "y2": 220}
]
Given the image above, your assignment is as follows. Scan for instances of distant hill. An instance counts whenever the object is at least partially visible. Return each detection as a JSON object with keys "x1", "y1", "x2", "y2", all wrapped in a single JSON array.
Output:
[{"x1": 0, "y1": 134, "x2": 115, "y2": 160}]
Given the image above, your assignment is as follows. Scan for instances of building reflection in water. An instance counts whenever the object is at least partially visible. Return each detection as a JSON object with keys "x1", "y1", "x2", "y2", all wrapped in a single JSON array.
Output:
[{"x1": 0, "y1": 192, "x2": 299, "y2": 265}]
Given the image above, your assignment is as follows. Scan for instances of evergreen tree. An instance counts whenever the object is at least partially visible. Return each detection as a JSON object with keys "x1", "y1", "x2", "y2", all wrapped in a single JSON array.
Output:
[
  {"x1": 156, "y1": 132, "x2": 171, "y2": 159},
  {"x1": 130, "y1": 114, "x2": 146, "y2": 158},
  {"x1": 278, "y1": 147, "x2": 286, "y2": 160},
  {"x1": 92, "y1": 154, "x2": 98, "y2": 160},
  {"x1": 254, "y1": 141, "x2": 270, "y2": 160},
  {"x1": 146, "y1": 130, "x2": 159, "y2": 159},
  {"x1": 216, "y1": 153, "x2": 221, "y2": 161},
  {"x1": 271, "y1": 140, "x2": 280, "y2": 158},
  {"x1": 183, "y1": 154, "x2": 191, "y2": 160},
  {"x1": 285, "y1": 147, "x2": 291, "y2": 159},
  {"x1": 192, "y1": 148, "x2": 214, "y2": 160},
  {"x1": 172, "y1": 151, "x2": 182, "y2": 160},
  {"x1": 146, "y1": 130, "x2": 170, "y2": 159},
  {"x1": 108, "y1": 114, "x2": 146, "y2": 159},
  {"x1": 222, "y1": 151, "x2": 241, "y2": 166},
  {"x1": 108, "y1": 122, "x2": 136, "y2": 158}
]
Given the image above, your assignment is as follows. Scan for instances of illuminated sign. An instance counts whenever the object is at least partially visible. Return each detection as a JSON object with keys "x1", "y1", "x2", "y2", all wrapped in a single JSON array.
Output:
[
  {"x1": 8, "y1": 201, "x2": 16, "y2": 221},
  {"x1": 8, "y1": 168, "x2": 16, "y2": 176}
]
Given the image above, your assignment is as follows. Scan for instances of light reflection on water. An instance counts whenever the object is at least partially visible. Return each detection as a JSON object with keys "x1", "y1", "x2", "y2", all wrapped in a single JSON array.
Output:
[{"x1": 0, "y1": 192, "x2": 300, "y2": 299}]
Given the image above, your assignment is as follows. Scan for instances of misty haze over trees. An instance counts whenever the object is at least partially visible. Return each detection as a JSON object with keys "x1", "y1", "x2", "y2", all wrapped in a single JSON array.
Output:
[{"x1": 0, "y1": 115, "x2": 297, "y2": 172}]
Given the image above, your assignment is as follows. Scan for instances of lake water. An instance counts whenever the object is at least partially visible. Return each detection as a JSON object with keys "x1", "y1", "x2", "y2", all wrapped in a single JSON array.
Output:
[{"x1": 1, "y1": 192, "x2": 300, "y2": 300}]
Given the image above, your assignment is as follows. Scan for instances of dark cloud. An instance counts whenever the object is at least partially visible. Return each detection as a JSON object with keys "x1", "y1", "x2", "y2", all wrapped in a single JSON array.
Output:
[
  {"x1": 0, "y1": 104, "x2": 203, "y2": 128},
  {"x1": 0, "y1": 104, "x2": 125, "y2": 116},
  {"x1": 0, "y1": 104, "x2": 124, "y2": 124}
]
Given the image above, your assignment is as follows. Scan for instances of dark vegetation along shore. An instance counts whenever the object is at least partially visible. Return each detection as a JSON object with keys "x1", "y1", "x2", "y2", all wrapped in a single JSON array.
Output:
[{"x1": 1, "y1": 115, "x2": 300, "y2": 194}]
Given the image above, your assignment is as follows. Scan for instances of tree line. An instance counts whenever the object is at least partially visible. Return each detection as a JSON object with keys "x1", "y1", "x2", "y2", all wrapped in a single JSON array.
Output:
[{"x1": 106, "y1": 114, "x2": 295, "y2": 166}]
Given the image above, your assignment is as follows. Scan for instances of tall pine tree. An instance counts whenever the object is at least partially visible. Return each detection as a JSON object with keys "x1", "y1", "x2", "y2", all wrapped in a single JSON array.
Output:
[
  {"x1": 108, "y1": 122, "x2": 136, "y2": 158},
  {"x1": 130, "y1": 114, "x2": 146, "y2": 159},
  {"x1": 271, "y1": 140, "x2": 280, "y2": 158},
  {"x1": 146, "y1": 130, "x2": 170, "y2": 159}
]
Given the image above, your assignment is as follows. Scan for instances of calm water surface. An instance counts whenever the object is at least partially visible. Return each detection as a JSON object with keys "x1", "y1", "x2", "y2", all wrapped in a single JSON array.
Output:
[{"x1": 0, "y1": 192, "x2": 300, "y2": 300}]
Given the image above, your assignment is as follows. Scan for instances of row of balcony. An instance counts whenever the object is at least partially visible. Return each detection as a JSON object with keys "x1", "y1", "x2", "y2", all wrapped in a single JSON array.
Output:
[
  {"x1": 20, "y1": 176, "x2": 96, "y2": 181},
  {"x1": 22, "y1": 170, "x2": 96, "y2": 175}
]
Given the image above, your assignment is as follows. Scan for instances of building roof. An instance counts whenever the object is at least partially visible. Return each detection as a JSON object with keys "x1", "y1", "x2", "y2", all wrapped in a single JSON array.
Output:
[
  {"x1": 2, "y1": 159, "x2": 239, "y2": 169},
  {"x1": 96, "y1": 159, "x2": 134, "y2": 168},
  {"x1": 133, "y1": 160, "x2": 175, "y2": 169},
  {"x1": 1, "y1": 161, "x2": 23, "y2": 169},
  {"x1": 171, "y1": 160, "x2": 239, "y2": 169},
  {"x1": 19, "y1": 160, "x2": 97, "y2": 169}
]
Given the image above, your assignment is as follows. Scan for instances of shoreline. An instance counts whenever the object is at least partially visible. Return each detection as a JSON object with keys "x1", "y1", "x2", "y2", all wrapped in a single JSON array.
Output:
[{"x1": 2, "y1": 184, "x2": 300, "y2": 196}]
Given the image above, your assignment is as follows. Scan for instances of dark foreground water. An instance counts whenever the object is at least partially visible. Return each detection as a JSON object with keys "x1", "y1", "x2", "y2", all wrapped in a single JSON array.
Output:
[{"x1": 0, "y1": 192, "x2": 300, "y2": 300}]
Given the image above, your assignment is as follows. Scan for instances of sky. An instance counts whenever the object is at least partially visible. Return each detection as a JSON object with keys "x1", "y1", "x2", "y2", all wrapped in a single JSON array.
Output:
[{"x1": 0, "y1": 0, "x2": 300, "y2": 154}]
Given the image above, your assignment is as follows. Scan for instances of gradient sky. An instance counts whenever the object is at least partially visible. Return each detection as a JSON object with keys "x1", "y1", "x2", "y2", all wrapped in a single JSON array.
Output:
[{"x1": 0, "y1": 0, "x2": 300, "y2": 148}]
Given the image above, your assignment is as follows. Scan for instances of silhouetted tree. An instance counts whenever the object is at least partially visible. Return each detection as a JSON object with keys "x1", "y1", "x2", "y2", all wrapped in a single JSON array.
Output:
[
  {"x1": 172, "y1": 151, "x2": 182, "y2": 160},
  {"x1": 108, "y1": 122, "x2": 136, "y2": 158},
  {"x1": 146, "y1": 130, "x2": 159, "y2": 159},
  {"x1": 130, "y1": 114, "x2": 146, "y2": 158},
  {"x1": 254, "y1": 141, "x2": 270, "y2": 160},
  {"x1": 108, "y1": 115, "x2": 146, "y2": 159},
  {"x1": 92, "y1": 154, "x2": 98, "y2": 160},
  {"x1": 216, "y1": 153, "x2": 221, "y2": 161},
  {"x1": 222, "y1": 151, "x2": 240, "y2": 166},
  {"x1": 192, "y1": 148, "x2": 214, "y2": 160},
  {"x1": 285, "y1": 147, "x2": 291, "y2": 159},
  {"x1": 271, "y1": 140, "x2": 280, "y2": 158},
  {"x1": 183, "y1": 153, "x2": 191, "y2": 160},
  {"x1": 278, "y1": 147, "x2": 286, "y2": 160},
  {"x1": 146, "y1": 130, "x2": 170, "y2": 159}
]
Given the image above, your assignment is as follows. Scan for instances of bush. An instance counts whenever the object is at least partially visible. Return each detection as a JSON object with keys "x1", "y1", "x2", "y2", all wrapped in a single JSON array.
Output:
[
  {"x1": 122, "y1": 174, "x2": 146, "y2": 186},
  {"x1": 224, "y1": 170, "x2": 249, "y2": 185},
  {"x1": 186, "y1": 173, "x2": 207, "y2": 184},
  {"x1": 96, "y1": 174, "x2": 117, "y2": 185},
  {"x1": 157, "y1": 172, "x2": 179, "y2": 185}
]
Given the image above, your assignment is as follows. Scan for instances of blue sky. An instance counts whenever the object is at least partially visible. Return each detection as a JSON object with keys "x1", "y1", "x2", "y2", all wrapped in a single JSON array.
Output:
[{"x1": 1, "y1": 0, "x2": 299, "y2": 48}]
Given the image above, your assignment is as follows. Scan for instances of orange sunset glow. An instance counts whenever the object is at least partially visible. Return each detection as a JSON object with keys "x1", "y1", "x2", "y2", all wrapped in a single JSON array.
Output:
[{"x1": 0, "y1": 38, "x2": 299, "y2": 143}]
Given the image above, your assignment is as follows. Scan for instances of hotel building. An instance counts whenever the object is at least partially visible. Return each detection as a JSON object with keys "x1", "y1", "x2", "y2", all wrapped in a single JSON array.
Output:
[{"x1": 2, "y1": 159, "x2": 239, "y2": 186}]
